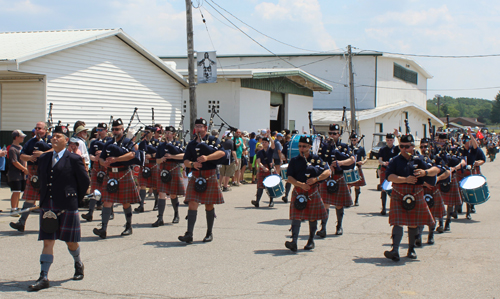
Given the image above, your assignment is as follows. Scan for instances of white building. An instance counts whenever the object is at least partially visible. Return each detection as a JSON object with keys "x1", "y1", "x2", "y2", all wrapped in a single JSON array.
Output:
[{"x1": 0, "y1": 29, "x2": 187, "y2": 144}]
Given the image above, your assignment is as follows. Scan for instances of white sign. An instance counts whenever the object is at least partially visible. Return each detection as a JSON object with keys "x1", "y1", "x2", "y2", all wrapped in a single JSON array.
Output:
[
  {"x1": 270, "y1": 106, "x2": 279, "y2": 121},
  {"x1": 197, "y1": 51, "x2": 217, "y2": 84}
]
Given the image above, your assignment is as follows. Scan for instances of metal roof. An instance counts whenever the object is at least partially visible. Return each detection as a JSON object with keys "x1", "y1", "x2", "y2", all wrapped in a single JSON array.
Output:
[{"x1": 0, "y1": 28, "x2": 188, "y2": 87}]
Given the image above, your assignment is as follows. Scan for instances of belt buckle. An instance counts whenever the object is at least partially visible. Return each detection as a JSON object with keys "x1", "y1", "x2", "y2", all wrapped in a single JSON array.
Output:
[{"x1": 112, "y1": 167, "x2": 118, "y2": 173}]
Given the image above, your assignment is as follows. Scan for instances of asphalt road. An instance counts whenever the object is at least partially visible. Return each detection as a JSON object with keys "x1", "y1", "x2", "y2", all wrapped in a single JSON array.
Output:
[{"x1": 0, "y1": 158, "x2": 499, "y2": 298}]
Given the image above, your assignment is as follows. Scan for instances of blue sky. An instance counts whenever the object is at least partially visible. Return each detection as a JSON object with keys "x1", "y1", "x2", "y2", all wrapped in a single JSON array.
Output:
[{"x1": 1, "y1": 0, "x2": 499, "y2": 100}]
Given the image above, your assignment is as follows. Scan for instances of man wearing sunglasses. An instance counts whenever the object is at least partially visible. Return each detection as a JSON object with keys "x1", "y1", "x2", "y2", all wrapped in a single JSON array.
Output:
[
  {"x1": 384, "y1": 134, "x2": 440, "y2": 261},
  {"x1": 456, "y1": 128, "x2": 480, "y2": 220},
  {"x1": 378, "y1": 132, "x2": 400, "y2": 215},
  {"x1": 348, "y1": 133, "x2": 367, "y2": 206},
  {"x1": 251, "y1": 130, "x2": 276, "y2": 208},
  {"x1": 10, "y1": 122, "x2": 53, "y2": 232},
  {"x1": 317, "y1": 124, "x2": 355, "y2": 237}
]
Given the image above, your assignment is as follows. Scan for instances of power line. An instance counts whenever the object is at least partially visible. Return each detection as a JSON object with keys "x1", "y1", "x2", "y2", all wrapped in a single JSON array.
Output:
[
  {"x1": 356, "y1": 84, "x2": 500, "y2": 91},
  {"x1": 358, "y1": 49, "x2": 500, "y2": 58},
  {"x1": 198, "y1": 6, "x2": 227, "y2": 79}
]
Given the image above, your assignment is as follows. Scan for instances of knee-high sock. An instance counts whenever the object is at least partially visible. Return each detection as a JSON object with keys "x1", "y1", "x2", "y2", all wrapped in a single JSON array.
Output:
[
  {"x1": 40, "y1": 254, "x2": 53, "y2": 279},
  {"x1": 88, "y1": 198, "x2": 97, "y2": 215},
  {"x1": 157, "y1": 199, "x2": 166, "y2": 221},
  {"x1": 438, "y1": 217, "x2": 444, "y2": 227},
  {"x1": 355, "y1": 188, "x2": 361, "y2": 203},
  {"x1": 256, "y1": 188, "x2": 264, "y2": 202},
  {"x1": 291, "y1": 220, "x2": 301, "y2": 244},
  {"x1": 139, "y1": 189, "x2": 146, "y2": 207},
  {"x1": 154, "y1": 190, "x2": 159, "y2": 201},
  {"x1": 392, "y1": 225, "x2": 403, "y2": 251},
  {"x1": 429, "y1": 224, "x2": 436, "y2": 234},
  {"x1": 124, "y1": 206, "x2": 132, "y2": 225},
  {"x1": 68, "y1": 246, "x2": 82, "y2": 265},
  {"x1": 187, "y1": 210, "x2": 197, "y2": 234},
  {"x1": 381, "y1": 192, "x2": 387, "y2": 209},
  {"x1": 320, "y1": 209, "x2": 329, "y2": 230},
  {"x1": 101, "y1": 207, "x2": 112, "y2": 230},
  {"x1": 417, "y1": 225, "x2": 425, "y2": 237},
  {"x1": 308, "y1": 220, "x2": 317, "y2": 240},
  {"x1": 285, "y1": 182, "x2": 291, "y2": 198},
  {"x1": 466, "y1": 203, "x2": 471, "y2": 215},
  {"x1": 19, "y1": 201, "x2": 35, "y2": 225},
  {"x1": 206, "y1": 209, "x2": 215, "y2": 234},
  {"x1": 171, "y1": 197, "x2": 179, "y2": 214},
  {"x1": 408, "y1": 227, "x2": 418, "y2": 249},
  {"x1": 446, "y1": 205, "x2": 454, "y2": 221},
  {"x1": 336, "y1": 207, "x2": 344, "y2": 227}
]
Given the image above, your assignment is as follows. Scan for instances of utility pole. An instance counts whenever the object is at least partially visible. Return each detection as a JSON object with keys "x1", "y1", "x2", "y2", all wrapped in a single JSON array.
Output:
[
  {"x1": 348, "y1": 45, "x2": 356, "y2": 133},
  {"x1": 435, "y1": 94, "x2": 441, "y2": 118},
  {"x1": 186, "y1": 0, "x2": 197, "y2": 136}
]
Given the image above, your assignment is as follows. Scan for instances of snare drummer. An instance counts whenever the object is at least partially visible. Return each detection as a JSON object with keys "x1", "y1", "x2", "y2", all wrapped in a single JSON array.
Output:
[
  {"x1": 384, "y1": 134, "x2": 440, "y2": 262},
  {"x1": 135, "y1": 126, "x2": 159, "y2": 213},
  {"x1": 458, "y1": 128, "x2": 480, "y2": 219},
  {"x1": 317, "y1": 124, "x2": 355, "y2": 237},
  {"x1": 378, "y1": 132, "x2": 400, "y2": 215},
  {"x1": 285, "y1": 135, "x2": 330, "y2": 252},
  {"x1": 348, "y1": 133, "x2": 367, "y2": 206},
  {"x1": 251, "y1": 130, "x2": 276, "y2": 208}
]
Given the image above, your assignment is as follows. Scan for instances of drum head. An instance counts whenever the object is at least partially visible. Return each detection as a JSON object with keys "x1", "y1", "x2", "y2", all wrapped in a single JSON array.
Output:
[
  {"x1": 263, "y1": 175, "x2": 281, "y2": 188},
  {"x1": 460, "y1": 175, "x2": 486, "y2": 189}
]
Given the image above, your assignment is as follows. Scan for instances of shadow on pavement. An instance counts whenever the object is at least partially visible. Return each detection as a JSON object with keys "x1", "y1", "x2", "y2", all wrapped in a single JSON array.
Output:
[
  {"x1": 254, "y1": 249, "x2": 298, "y2": 256},
  {"x1": 257, "y1": 219, "x2": 290, "y2": 226},
  {"x1": 356, "y1": 212, "x2": 388, "y2": 217},
  {"x1": 132, "y1": 222, "x2": 173, "y2": 228},
  {"x1": 352, "y1": 256, "x2": 418, "y2": 266},
  {"x1": 143, "y1": 241, "x2": 204, "y2": 248},
  {"x1": 452, "y1": 218, "x2": 480, "y2": 223},
  {"x1": 0, "y1": 230, "x2": 39, "y2": 236},
  {"x1": 79, "y1": 235, "x2": 126, "y2": 242},
  {"x1": 0, "y1": 278, "x2": 73, "y2": 292}
]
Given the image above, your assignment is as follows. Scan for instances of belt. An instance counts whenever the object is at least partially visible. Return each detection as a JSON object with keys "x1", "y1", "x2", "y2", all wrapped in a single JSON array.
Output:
[{"x1": 107, "y1": 166, "x2": 130, "y2": 173}]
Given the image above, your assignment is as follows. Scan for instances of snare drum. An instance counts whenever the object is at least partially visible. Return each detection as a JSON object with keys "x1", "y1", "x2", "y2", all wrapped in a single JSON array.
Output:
[
  {"x1": 280, "y1": 164, "x2": 289, "y2": 180},
  {"x1": 343, "y1": 167, "x2": 361, "y2": 184},
  {"x1": 381, "y1": 180, "x2": 393, "y2": 196},
  {"x1": 263, "y1": 174, "x2": 285, "y2": 198},
  {"x1": 459, "y1": 175, "x2": 490, "y2": 205}
]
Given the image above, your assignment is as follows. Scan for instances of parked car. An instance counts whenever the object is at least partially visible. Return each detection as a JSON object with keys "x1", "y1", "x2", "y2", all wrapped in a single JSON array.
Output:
[{"x1": 370, "y1": 133, "x2": 387, "y2": 159}]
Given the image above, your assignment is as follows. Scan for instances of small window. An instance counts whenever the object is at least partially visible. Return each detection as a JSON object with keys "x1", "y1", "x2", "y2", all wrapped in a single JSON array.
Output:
[{"x1": 394, "y1": 63, "x2": 418, "y2": 85}]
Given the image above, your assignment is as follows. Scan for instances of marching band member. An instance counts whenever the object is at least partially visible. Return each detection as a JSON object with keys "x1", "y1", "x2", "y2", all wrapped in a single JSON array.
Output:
[
  {"x1": 457, "y1": 128, "x2": 479, "y2": 220},
  {"x1": 251, "y1": 130, "x2": 276, "y2": 208},
  {"x1": 378, "y1": 132, "x2": 400, "y2": 215},
  {"x1": 348, "y1": 133, "x2": 367, "y2": 206},
  {"x1": 135, "y1": 126, "x2": 159, "y2": 213}
]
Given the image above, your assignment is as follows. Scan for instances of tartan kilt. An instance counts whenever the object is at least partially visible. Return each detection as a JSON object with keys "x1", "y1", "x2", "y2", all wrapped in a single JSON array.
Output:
[
  {"x1": 22, "y1": 165, "x2": 39, "y2": 202},
  {"x1": 38, "y1": 209, "x2": 81, "y2": 243},
  {"x1": 138, "y1": 162, "x2": 158, "y2": 189},
  {"x1": 289, "y1": 185, "x2": 328, "y2": 221},
  {"x1": 90, "y1": 164, "x2": 107, "y2": 191},
  {"x1": 441, "y1": 174, "x2": 462, "y2": 206},
  {"x1": 102, "y1": 169, "x2": 140, "y2": 204},
  {"x1": 185, "y1": 169, "x2": 224, "y2": 205},
  {"x1": 348, "y1": 167, "x2": 367, "y2": 187},
  {"x1": 319, "y1": 174, "x2": 353, "y2": 207},
  {"x1": 389, "y1": 183, "x2": 435, "y2": 227},
  {"x1": 257, "y1": 169, "x2": 271, "y2": 189},
  {"x1": 424, "y1": 186, "x2": 446, "y2": 219},
  {"x1": 379, "y1": 166, "x2": 387, "y2": 185},
  {"x1": 156, "y1": 161, "x2": 185, "y2": 196}
]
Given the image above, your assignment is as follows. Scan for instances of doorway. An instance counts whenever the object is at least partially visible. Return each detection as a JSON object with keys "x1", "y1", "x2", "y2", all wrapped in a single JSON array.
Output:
[{"x1": 270, "y1": 92, "x2": 284, "y2": 132}]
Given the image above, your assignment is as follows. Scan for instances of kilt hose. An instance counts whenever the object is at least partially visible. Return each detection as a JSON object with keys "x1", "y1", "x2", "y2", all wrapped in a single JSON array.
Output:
[
  {"x1": 156, "y1": 161, "x2": 185, "y2": 196},
  {"x1": 289, "y1": 185, "x2": 328, "y2": 221},
  {"x1": 90, "y1": 163, "x2": 107, "y2": 191},
  {"x1": 389, "y1": 183, "x2": 435, "y2": 227},
  {"x1": 441, "y1": 173, "x2": 462, "y2": 206},
  {"x1": 185, "y1": 169, "x2": 224, "y2": 205},
  {"x1": 138, "y1": 162, "x2": 158, "y2": 189},
  {"x1": 38, "y1": 209, "x2": 81, "y2": 243},
  {"x1": 22, "y1": 165, "x2": 40, "y2": 202},
  {"x1": 319, "y1": 173, "x2": 353, "y2": 207},
  {"x1": 348, "y1": 166, "x2": 367, "y2": 187},
  {"x1": 257, "y1": 169, "x2": 272, "y2": 189},
  {"x1": 424, "y1": 185, "x2": 446, "y2": 219},
  {"x1": 102, "y1": 169, "x2": 140, "y2": 204}
]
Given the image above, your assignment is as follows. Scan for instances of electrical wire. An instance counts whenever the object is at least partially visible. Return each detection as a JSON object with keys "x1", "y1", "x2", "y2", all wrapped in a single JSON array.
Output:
[
  {"x1": 199, "y1": 6, "x2": 227, "y2": 79},
  {"x1": 358, "y1": 49, "x2": 500, "y2": 58},
  {"x1": 355, "y1": 84, "x2": 500, "y2": 91}
]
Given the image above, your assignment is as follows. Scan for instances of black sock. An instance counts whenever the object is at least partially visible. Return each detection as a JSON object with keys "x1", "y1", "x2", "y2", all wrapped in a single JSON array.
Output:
[
  {"x1": 124, "y1": 206, "x2": 132, "y2": 225},
  {"x1": 336, "y1": 207, "x2": 344, "y2": 227},
  {"x1": 308, "y1": 220, "x2": 317, "y2": 241},
  {"x1": 206, "y1": 209, "x2": 215, "y2": 235},
  {"x1": 438, "y1": 218, "x2": 444, "y2": 227},
  {"x1": 88, "y1": 198, "x2": 97, "y2": 215},
  {"x1": 446, "y1": 205, "x2": 454, "y2": 221},
  {"x1": 256, "y1": 188, "x2": 264, "y2": 202},
  {"x1": 171, "y1": 197, "x2": 179, "y2": 214},
  {"x1": 408, "y1": 227, "x2": 418, "y2": 249},
  {"x1": 321, "y1": 209, "x2": 329, "y2": 230},
  {"x1": 187, "y1": 210, "x2": 197, "y2": 235},
  {"x1": 19, "y1": 201, "x2": 34, "y2": 225},
  {"x1": 139, "y1": 189, "x2": 146, "y2": 207},
  {"x1": 355, "y1": 188, "x2": 360, "y2": 202},
  {"x1": 418, "y1": 225, "x2": 425, "y2": 237},
  {"x1": 392, "y1": 225, "x2": 403, "y2": 251},
  {"x1": 154, "y1": 190, "x2": 159, "y2": 202},
  {"x1": 157, "y1": 199, "x2": 166, "y2": 221},
  {"x1": 285, "y1": 182, "x2": 291, "y2": 198},
  {"x1": 101, "y1": 207, "x2": 111, "y2": 230},
  {"x1": 291, "y1": 220, "x2": 301, "y2": 243},
  {"x1": 381, "y1": 192, "x2": 387, "y2": 210}
]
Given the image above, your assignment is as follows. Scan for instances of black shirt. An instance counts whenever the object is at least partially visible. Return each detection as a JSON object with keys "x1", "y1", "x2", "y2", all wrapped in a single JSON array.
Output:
[
  {"x1": 318, "y1": 140, "x2": 353, "y2": 172},
  {"x1": 287, "y1": 153, "x2": 328, "y2": 183},
  {"x1": 157, "y1": 141, "x2": 185, "y2": 162},
  {"x1": 21, "y1": 136, "x2": 51, "y2": 166},
  {"x1": 100, "y1": 135, "x2": 135, "y2": 167},
  {"x1": 221, "y1": 138, "x2": 236, "y2": 163},
  {"x1": 256, "y1": 147, "x2": 274, "y2": 168},
  {"x1": 352, "y1": 146, "x2": 366, "y2": 163},
  {"x1": 183, "y1": 134, "x2": 223, "y2": 170},
  {"x1": 386, "y1": 154, "x2": 434, "y2": 185},
  {"x1": 379, "y1": 145, "x2": 400, "y2": 164}
]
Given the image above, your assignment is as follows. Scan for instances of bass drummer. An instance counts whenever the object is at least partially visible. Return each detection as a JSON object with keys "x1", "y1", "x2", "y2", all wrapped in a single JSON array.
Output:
[
  {"x1": 317, "y1": 124, "x2": 355, "y2": 238},
  {"x1": 378, "y1": 132, "x2": 400, "y2": 215},
  {"x1": 251, "y1": 130, "x2": 276, "y2": 208},
  {"x1": 348, "y1": 133, "x2": 367, "y2": 206}
]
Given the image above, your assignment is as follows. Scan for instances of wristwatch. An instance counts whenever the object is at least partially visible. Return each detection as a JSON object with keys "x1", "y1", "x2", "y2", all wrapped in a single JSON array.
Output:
[
  {"x1": 190, "y1": 162, "x2": 194, "y2": 168},
  {"x1": 424, "y1": 170, "x2": 428, "y2": 176}
]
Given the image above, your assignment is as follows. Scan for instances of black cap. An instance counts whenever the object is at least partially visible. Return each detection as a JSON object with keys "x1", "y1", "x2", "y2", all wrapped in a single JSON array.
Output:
[
  {"x1": 97, "y1": 123, "x2": 108, "y2": 129},
  {"x1": 112, "y1": 118, "x2": 123, "y2": 127},
  {"x1": 420, "y1": 138, "x2": 430, "y2": 144},
  {"x1": 438, "y1": 133, "x2": 448, "y2": 140},
  {"x1": 329, "y1": 124, "x2": 340, "y2": 131},
  {"x1": 145, "y1": 126, "x2": 155, "y2": 132},
  {"x1": 292, "y1": 130, "x2": 299, "y2": 135},
  {"x1": 386, "y1": 133, "x2": 395, "y2": 139},
  {"x1": 166, "y1": 126, "x2": 176, "y2": 133},
  {"x1": 299, "y1": 135, "x2": 313, "y2": 145},
  {"x1": 350, "y1": 133, "x2": 358, "y2": 139},
  {"x1": 400, "y1": 134, "x2": 414, "y2": 143},
  {"x1": 195, "y1": 118, "x2": 207, "y2": 126},
  {"x1": 262, "y1": 137, "x2": 270, "y2": 142},
  {"x1": 53, "y1": 125, "x2": 69, "y2": 137}
]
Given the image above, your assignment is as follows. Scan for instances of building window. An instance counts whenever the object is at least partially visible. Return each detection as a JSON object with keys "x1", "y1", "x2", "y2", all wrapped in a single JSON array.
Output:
[{"x1": 393, "y1": 63, "x2": 418, "y2": 85}]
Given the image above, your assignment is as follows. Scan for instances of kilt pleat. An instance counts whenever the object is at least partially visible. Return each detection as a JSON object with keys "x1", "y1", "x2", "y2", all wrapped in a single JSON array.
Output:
[
  {"x1": 319, "y1": 174, "x2": 353, "y2": 207},
  {"x1": 257, "y1": 169, "x2": 271, "y2": 189},
  {"x1": 156, "y1": 161, "x2": 185, "y2": 195},
  {"x1": 389, "y1": 183, "x2": 435, "y2": 227},
  {"x1": 185, "y1": 169, "x2": 224, "y2": 205},
  {"x1": 348, "y1": 167, "x2": 367, "y2": 187},
  {"x1": 424, "y1": 185, "x2": 446, "y2": 219},
  {"x1": 90, "y1": 164, "x2": 107, "y2": 191},
  {"x1": 138, "y1": 162, "x2": 158, "y2": 189},
  {"x1": 289, "y1": 185, "x2": 328, "y2": 221},
  {"x1": 38, "y1": 209, "x2": 81, "y2": 243},
  {"x1": 22, "y1": 166, "x2": 39, "y2": 202},
  {"x1": 441, "y1": 174, "x2": 462, "y2": 206},
  {"x1": 102, "y1": 170, "x2": 140, "y2": 204}
]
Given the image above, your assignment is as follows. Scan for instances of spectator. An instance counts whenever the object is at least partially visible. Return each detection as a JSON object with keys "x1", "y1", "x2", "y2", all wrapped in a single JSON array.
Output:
[
  {"x1": 248, "y1": 132, "x2": 257, "y2": 178},
  {"x1": 273, "y1": 133, "x2": 284, "y2": 174},
  {"x1": 232, "y1": 129, "x2": 243, "y2": 187},
  {"x1": 252, "y1": 144, "x2": 263, "y2": 183},
  {"x1": 8, "y1": 130, "x2": 28, "y2": 215},
  {"x1": 220, "y1": 132, "x2": 236, "y2": 192},
  {"x1": 73, "y1": 123, "x2": 90, "y2": 170}
]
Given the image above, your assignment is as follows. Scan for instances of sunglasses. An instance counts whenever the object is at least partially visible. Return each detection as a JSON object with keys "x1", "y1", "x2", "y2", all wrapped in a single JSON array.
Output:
[
  {"x1": 35, "y1": 127, "x2": 44, "y2": 130},
  {"x1": 96, "y1": 128, "x2": 104, "y2": 132},
  {"x1": 420, "y1": 145, "x2": 428, "y2": 149},
  {"x1": 298, "y1": 145, "x2": 309, "y2": 148},
  {"x1": 328, "y1": 132, "x2": 338, "y2": 136},
  {"x1": 112, "y1": 128, "x2": 121, "y2": 131},
  {"x1": 399, "y1": 145, "x2": 412, "y2": 149}
]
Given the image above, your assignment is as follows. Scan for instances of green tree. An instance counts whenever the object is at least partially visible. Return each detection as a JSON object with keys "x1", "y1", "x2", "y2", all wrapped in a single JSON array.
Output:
[{"x1": 490, "y1": 91, "x2": 500, "y2": 124}]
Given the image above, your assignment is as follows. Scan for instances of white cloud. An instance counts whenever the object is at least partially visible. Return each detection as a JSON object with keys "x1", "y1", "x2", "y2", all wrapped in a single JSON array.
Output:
[
  {"x1": 0, "y1": 0, "x2": 49, "y2": 14},
  {"x1": 374, "y1": 5, "x2": 453, "y2": 26}
]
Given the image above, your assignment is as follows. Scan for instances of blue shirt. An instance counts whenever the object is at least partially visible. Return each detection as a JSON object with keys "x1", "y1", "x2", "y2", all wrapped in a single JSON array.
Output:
[
  {"x1": 21, "y1": 136, "x2": 51, "y2": 166},
  {"x1": 53, "y1": 148, "x2": 67, "y2": 165},
  {"x1": 249, "y1": 138, "x2": 257, "y2": 157},
  {"x1": 99, "y1": 135, "x2": 135, "y2": 167},
  {"x1": 379, "y1": 145, "x2": 400, "y2": 163},
  {"x1": 157, "y1": 141, "x2": 184, "y2": 162}
]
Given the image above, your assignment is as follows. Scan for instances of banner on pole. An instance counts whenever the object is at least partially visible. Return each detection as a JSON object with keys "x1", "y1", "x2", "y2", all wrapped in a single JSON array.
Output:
[{"x1": 196, "y1": 51, "x2": 217, "y2": 84}]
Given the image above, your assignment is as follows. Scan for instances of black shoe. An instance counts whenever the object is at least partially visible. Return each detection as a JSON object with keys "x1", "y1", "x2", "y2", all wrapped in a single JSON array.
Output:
[
  {"x1": 93, "y1": 228, "x2": 107, "y2": 239},
  {"x1": 172, "y1": 213, "x2": 180, "y2": 224},
  {"x1": 452, "y1": 211, "x2": 458, "y2": 219},
  {"x1": 81, "y1": 213, "x2": 93, "y2": 222},
  {"x1": 436, "y1": 225, "x2": 444, "y2": 233},
  {"x1": 285, "y1": 241, "x2": 298, "y2": 252},
  {"x1": 471, "y1": 206, "x2": 476, "y2": 213},
  {"x1": 335, "y1": 226, "x2": 343, "y2": 235},
  {"x1": 415, "y1": 236, "x2": 422, "y2": 247},
  {"x1": 316, "y1": 229, "x2": 326, "y2": 238},
  {"x1": 183, "y1": 200, "x2": 189, "y2": 205},
  {"x1": 268, "y1": 201, "x2": 274, "y2": 208},
  {"x1": 152, "y1": 219, "x2": 164, "y2": 227},
  {"x1": 203, "y1": 232, "x2": 213, "y2": 242},
  {"x1": 304, "y1": 240, "x2": 315, "y2": 250},
  {"x1": 427, "y1": 234, "x2": 435, "y2": 245},
  {"x1": 28, "y1": 275, "x2": 50, "y2": 292},
  {"x1": 251, "y1": 200, "x2": 259, "y2": 208},
  {"x1": 110, "y1": 213, "x2": 114, "y2": 220},
  {"x1": 134, "y1": 206, "x2": 144, "y2": 213},
  {"x1": 282, "y1": 196, "x2": 288, "y2": 203},
  {"x1": 178, "y1": 232, "x2": 193, "y2": 244},
  {"x1": 444, "y1": 221, "x2": 451, "y2": 232},
  {"x1": 73, "y1": 262, "x2": 84, "y2": 280},
  {"x1": 9, "y1": 221, "x2": 25, "y2": 232},
  {"x1": 381, "y1": 209, "x2": 387, "y2": 216},
  {"x1": 121, "y1": 224, "x2": 133, "y2": 236},
  {"x1": 466, "y1": 213, "x2": 472, "y2": 220},
  {"x1": 354, "y1": 201, "x2": 359, "y2": 206},
  {"x1": 407, "y1": 247, "x2": 417, "y2": 259},
  {"x1": 384, "y1": 249, "x2": 400, "y2": 262}
]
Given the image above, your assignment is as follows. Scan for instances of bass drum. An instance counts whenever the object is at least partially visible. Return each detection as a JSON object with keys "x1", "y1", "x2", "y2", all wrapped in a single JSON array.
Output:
[{"x1": 288, "y1": 134, "x2": 321, "y2": 162}]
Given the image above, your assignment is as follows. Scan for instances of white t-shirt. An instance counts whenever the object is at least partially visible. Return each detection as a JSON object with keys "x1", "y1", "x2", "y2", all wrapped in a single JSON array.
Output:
[{"x1": 76, "y1": 137, "x2": 90, "y2": 165}]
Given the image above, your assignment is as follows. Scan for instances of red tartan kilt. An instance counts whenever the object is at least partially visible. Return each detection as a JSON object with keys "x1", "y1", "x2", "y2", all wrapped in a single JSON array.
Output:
[
  {"x1": 185, "y1": 169, "x2": 224, "y2": 205},
  {"x1": 257, "y1": 169, "x2": 271, "y2": 189},
  {"x1": 156, "y1": 161, "x2": 185, "y2": 196},
  {"x1": 289, "y1": 185, "x2": 328, "y2": 221},
  {"x1": 22, "y1": 165, "x2": 39, "y2": 202},
  {"x1": 102, "y1": 169, "x2": 140, "y2": 204},
  {"x1": 138, "y1": 162, "x2": 158, "y2": 188},
  {"x1": 441, "y1": 174, "x2": 462, "y2": 206},
  {"x1": 348, "y1": 167, "x2": 366, "y2": 187},
  {"x1": 389, "y1": 184, "x2": 435, "y2": 227},
  {"x1": 319, "y1": 174, "x2": 353, "y2": 207},
  {"x1": 424, "y1": 186, "x2": 446, "y2": 219},
  {"x1": 379, "y1": 167, "x2": 387, "y2": 185},
  {"x1": 90, "y1": 164, "x2": 107, "y2": 191}
]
